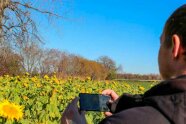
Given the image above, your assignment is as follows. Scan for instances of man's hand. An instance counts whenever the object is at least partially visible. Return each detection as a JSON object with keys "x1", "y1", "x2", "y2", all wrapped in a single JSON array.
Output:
[
  {"x1": 102, "y1": 89, "x2": 119, "y2": 117},
  {"x1": 61, "y1": 97, "x2": 86, "y2": 124}
]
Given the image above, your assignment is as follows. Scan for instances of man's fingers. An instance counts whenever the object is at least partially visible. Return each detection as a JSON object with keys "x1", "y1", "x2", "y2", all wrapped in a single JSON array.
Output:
[
  {"x1": 102, "y1": 89, "x2": 112, "y2": 95},
  {"x1": 102, "y1": 89, "x2": 119, "y2": 101},
  {"x1": 108, "y1": 99, "x2": 113, "y2": 103},
  {"x1": 104, "y1": 112, "x2": 112, "y2": 117}
]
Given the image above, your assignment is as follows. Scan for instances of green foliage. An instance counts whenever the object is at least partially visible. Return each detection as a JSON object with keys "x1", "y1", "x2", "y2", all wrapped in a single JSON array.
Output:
[{"x1": 0, "y1": 75, "x2": 158, "y2": 123}]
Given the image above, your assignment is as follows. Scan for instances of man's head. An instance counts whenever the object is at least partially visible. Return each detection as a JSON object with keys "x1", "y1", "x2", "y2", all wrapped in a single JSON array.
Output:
[{"x1": 158, "y1": 4, "x2": 186, "y2": 80}]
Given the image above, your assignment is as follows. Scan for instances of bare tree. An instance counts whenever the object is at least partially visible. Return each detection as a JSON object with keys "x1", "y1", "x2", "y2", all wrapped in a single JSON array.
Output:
[
  {"x1": 0, "y1": 0, "x2": 62, "y2": 46},
  {"x1": 97, "y1": 56, "x2": 118, "y2": 79},
  {"x1": 18, "y1": 41, "x2": 42, "y2": 73},
  {"x1": 39, "y1": 48, "x2": 61, "y2": 75},
  {"x1": 58, "y1": 53, "x2": 81, "y2": 76},
  {"x1": 117, "y1": 64, "x2": 123, "y2": 73},
  {"x1": 0, "y1": 45, "x2": 21, "y2": 75},
  {"x1": 0, "y1": 0, "x2": 64, "y2": 75}
]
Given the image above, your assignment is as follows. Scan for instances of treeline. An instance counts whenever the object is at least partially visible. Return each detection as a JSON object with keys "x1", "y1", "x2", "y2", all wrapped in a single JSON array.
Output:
[
  {"x1": 116, "y1": 73, "x2": 161, "y2": 80},
  {"x1": 0, "y1": 42, "x2": 161, "y2": 80},
  {"x1": 0, "y1": 42, "x2": 120, "y2": 80}
]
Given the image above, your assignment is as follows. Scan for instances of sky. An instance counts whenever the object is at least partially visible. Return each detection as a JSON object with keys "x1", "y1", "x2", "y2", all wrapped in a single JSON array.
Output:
[{"x1": 34, "y1": 0, "x2": 186, "y2": 74}]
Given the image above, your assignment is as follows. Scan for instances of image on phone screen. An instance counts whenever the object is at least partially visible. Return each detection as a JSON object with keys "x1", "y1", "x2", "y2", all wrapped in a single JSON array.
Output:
[{"x1": 79, "y1": 93, "x2": 111, "y2": 112}]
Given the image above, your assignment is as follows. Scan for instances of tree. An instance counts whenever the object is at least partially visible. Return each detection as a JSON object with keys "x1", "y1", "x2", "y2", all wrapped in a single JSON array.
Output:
[
  {"x1": 97, "y1": 56, "x2": 117, "y2": 79},
  {"x1": 57, "y1": 53, "x2": 108, "y2": 80},
  {"x1": 19, "y1": 41, "x2": 42, "y2": 74},
  {"x1": 0, "y1": 0, "x2": 62, "y2": 46},
  {"x1": 117, "y1": 64, "x2": 123, "y2": 73},
  {"x1": 88, "y1": 60, "x2": 107, "y2": 80},
  {"x1": 0, "y1": 45, "x2": 22, "y2": 75},
  {"x1": 0, "y1": 0, "x2": 63, "y2": 75},
  {"x1": 39, "y1": 48, "x2": 61, "y2": 75}
]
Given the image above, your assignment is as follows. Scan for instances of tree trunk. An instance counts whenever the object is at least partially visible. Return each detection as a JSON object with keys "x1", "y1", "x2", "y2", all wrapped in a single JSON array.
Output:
[
  {"x1": 0, "y1": 0, "x2": 4, "y2": 42},
  {"x1": 0, "y1": 0, "x2": 10, "y2": 42}
]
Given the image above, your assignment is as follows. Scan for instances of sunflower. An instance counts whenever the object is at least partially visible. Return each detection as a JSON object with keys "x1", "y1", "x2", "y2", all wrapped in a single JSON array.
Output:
[
  {"x1": 0, "y1": 100, "x2": 23, "y2": 120},
  {"x1": 139, "y1": 86, "x2": 145, "y2": 91}
]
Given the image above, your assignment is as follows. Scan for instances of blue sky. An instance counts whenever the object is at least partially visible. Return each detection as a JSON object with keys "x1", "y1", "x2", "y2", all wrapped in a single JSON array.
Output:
[{"x1": 35, "y1": 0, "x2": 186, "y2": 74}]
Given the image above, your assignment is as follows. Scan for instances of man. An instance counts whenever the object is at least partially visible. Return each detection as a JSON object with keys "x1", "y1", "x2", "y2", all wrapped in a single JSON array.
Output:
[{"x1": 61, "y1": 4, "x2": 186, "y2": 124}]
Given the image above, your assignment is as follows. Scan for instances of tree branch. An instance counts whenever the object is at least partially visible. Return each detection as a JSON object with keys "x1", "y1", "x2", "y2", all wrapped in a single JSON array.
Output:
[{"x1": 13, "y1": 1, "x2": 61, "y2": 18}]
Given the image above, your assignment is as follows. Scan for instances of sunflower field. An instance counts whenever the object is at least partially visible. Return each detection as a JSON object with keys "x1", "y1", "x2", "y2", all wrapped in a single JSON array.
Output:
[{"x1": 0, "y1": 74, "x2": 158, "y2": 124}]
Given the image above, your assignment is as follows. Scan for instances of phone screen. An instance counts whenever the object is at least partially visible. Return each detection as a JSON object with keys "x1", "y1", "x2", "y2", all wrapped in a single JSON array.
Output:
[{"x1": 79, "y1": 93, "x2": 111, "y2": 112}]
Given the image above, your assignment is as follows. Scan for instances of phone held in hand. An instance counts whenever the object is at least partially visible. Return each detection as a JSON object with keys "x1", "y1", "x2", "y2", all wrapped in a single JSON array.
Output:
[{"x1": 79, "y1": 93, "x2": 111, "y2": 112}]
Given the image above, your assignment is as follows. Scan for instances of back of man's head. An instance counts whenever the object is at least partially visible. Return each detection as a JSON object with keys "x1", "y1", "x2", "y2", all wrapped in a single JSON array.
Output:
[{"x1": 164, "y1": 4, "x2": 186, "y2": 49}]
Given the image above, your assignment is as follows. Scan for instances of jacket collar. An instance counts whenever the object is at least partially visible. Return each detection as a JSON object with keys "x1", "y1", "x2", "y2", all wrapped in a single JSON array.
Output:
[{"x1": 144, "y1": 75, "x2": 186, "y2": 97}]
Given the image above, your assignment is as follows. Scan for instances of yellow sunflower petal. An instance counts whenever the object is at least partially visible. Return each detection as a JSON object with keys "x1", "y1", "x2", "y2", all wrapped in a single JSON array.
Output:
[{"x1": 0, "y1": 100, "x2": 23, "y2": 120}]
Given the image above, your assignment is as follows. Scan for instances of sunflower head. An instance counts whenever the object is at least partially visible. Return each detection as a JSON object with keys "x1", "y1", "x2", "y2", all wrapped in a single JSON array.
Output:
[{"x1": 0, "y1": 100, "x2": 23, "y2": 120}]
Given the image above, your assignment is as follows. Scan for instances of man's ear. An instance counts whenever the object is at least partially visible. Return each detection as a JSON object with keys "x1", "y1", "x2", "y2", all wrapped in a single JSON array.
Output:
[{"x1": 172, "y1": 34, "x2": 181, "y2": 58}]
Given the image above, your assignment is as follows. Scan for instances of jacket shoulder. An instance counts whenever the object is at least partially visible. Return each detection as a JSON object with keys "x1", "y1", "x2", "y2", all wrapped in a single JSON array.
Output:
[{"x1": 99, "y1": 106, "x2": 170, "y2": 124}]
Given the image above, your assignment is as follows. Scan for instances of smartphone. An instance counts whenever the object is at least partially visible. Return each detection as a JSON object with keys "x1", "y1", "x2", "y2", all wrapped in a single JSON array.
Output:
[{"x1": 79, "y1": 93, "x2": 111, "y2": 112}]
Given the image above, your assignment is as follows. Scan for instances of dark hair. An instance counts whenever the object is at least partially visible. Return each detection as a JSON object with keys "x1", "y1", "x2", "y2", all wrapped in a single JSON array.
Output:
[{"x1": 164, "y1": 4, "x2": 186, "y2": 48}]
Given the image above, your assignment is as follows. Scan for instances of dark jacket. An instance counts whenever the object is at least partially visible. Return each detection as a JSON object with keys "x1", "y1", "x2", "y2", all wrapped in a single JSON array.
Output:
[{"x1": 99, "y1": 75, "x2": 186, "y2": 124}]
